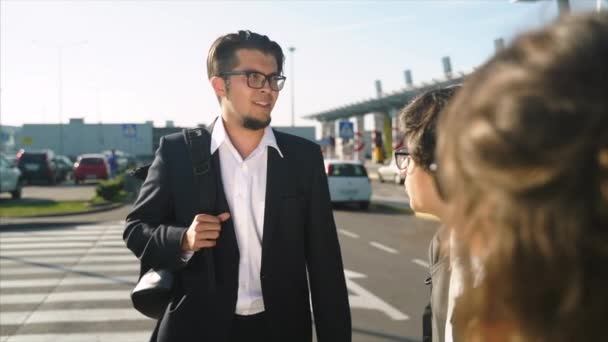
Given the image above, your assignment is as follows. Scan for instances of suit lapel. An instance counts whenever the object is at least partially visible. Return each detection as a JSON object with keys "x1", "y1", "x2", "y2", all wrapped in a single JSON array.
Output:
[{"x1": 261, "y1": 144, "x2": 288, "y2": 264}]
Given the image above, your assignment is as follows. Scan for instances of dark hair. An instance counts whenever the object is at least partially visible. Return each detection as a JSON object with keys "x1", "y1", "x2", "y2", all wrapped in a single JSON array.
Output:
[
  {"x1": 206, "y1": 30, "x2": 284, "y2": 79},
  {"x1": 399, "y1": 86, "x2": 460, "y2": 172},
  {"x1": 438, "y1": 13, "x2": 608, "y2": 342}
]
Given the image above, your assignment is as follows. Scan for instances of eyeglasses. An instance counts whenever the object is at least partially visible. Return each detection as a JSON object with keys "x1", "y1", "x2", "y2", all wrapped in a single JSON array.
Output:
[
  {"x1": 394, "y1": 148, "x2": 438, "y2": 172},
  {"x1": 219, "y1": 70, "x2": 286, "y2": 91},
  {"x1": 394, "y1": 148, "x2": 411, "y2": 170}
]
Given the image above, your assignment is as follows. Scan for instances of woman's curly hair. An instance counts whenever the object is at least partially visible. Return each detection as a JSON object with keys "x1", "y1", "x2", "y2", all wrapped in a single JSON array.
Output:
[{"x1": 437, "y1": 12, "x2": 608, "y2": 342}]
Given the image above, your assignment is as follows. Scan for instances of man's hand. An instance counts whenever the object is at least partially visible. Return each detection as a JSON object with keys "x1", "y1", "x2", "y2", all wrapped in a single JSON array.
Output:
[{"x1": 181, "y1": 212, "x2": 230, "y2": 252}]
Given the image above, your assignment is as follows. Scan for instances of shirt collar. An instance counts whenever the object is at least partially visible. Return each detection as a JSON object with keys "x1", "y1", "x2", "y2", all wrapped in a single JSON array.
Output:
[{"x1": 210, "y1": 116, "x2": 284, "y2": 158}]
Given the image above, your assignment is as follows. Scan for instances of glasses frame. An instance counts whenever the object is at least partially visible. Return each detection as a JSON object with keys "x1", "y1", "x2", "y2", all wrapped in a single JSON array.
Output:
[
  {"x1": 219, "y1": 70, "x2": 286, "y2": 91},
  {"x1": 394, "y1": 148, "x2": 411, "y2": 171}
]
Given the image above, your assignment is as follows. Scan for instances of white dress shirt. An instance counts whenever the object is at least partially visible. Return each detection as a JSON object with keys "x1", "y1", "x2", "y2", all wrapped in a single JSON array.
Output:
[{"x1": 184, "y1": 117, "x2": 283, "y2": 315}]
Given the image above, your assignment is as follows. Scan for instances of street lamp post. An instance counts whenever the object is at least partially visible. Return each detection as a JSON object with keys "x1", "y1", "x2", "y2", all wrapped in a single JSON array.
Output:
[
  {"x1": 33, "y1": 40, "x2": 87, "y2": 154},
  {"x1": 288, "y1": 46, "x2": 296, "y2": 127}
]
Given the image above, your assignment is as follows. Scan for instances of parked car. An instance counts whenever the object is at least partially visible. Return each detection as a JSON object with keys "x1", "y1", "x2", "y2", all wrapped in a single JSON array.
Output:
[
  {"x1": 324, "y1": 159, "x2": 372, "y2": 210},
  {"x1": 16, "y1": 149, "x2": 61, "y2": 185},
  {"x1": 0, "y1": 154, "x2": 23, "y2": 199},
  {"x1": 377, "y1": 158, "x2": 405, "y2": 184},
  {"x1": 73, "y1": 154, "x2": 110, "y2": 184},
  {"x1": 54, "y1": 155, "x2": 74, "y2": 182}
]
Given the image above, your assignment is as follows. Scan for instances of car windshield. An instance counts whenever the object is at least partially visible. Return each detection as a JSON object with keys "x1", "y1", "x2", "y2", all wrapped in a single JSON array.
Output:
[
  {"x1": 328, "y1": 164, "x2": 368, "y2": 177},
  {"x1": 20, "y1": 154, "x2": 46, "y2": 163},
  {"x1": 80, "y1": 158, "x2": 105, "y2": 165}
]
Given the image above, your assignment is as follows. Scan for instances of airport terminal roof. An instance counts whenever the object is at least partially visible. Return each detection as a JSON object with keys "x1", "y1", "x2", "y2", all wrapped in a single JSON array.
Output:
[{"x1": 303, "y1": 74, "x2": 466, "y2": 122}]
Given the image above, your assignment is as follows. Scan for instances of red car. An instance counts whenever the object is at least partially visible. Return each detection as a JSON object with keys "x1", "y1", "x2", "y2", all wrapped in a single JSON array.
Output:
[{"x1": 73, "y1": 154, "x2": 110, "y2": 184}]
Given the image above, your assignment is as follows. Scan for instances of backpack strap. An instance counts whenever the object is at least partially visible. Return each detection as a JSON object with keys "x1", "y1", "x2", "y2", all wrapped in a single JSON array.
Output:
[
  {"x1": 184, "y1": 128, "x2": 211, "y2": 176},
  {"x1": 182, "y1": 127, "x2": 216, "y2": 292}
]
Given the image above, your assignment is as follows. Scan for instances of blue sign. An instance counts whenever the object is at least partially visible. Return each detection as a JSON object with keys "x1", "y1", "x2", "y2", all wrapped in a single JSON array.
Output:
[
  {"x1": 339, "y1": 121, "x2": 354, "y2": 140},
  {"x1": 122, "y1": 124, "x2": 137, "y2": 138}
]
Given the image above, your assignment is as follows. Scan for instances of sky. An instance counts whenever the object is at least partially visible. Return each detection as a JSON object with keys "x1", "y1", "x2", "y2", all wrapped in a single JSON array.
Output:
[{"x1": 0, "y1": 0, "x2": 604, "y2": 130}]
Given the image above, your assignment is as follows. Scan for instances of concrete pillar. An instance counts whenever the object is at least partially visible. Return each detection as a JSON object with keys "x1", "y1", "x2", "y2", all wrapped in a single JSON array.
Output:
[
  {"x1": 442, "y1": 56, "x2": 452, "y2": 79},
  {"x1": 391, "y1": 108, "x2": 404, "y2": 153},
  {"x1": 383, "y1": 114, "x2": 392, "y2": 162},
  {"x1": 354, "y1": 115, "x2": 365, "y2": 161},
  {"x1": 324, "y1": 120, "x2": 336, "y2": 159},
  {"x1": 404, "y1": 70, "x2": 413, "y2": 88},
  {"x1": 372, "y1": 113, "x2": 387, "y2": 164}
]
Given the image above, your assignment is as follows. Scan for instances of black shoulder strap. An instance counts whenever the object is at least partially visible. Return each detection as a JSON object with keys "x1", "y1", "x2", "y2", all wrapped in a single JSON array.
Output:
[
  {"x1": 182, "y1": 127, "x2": 216, "y2": 292},
  {"x1": 183, "y1": 128, "x2": 211, "y2": 176}
]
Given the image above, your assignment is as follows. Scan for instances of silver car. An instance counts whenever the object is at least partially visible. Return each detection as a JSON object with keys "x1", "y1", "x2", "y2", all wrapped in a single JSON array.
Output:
[
  {"x1": 0, "y1": 154, "x2": 23, "y2": 199},
  {"x1": 377, "y1": 158, "x2": 405, "y2": 184}
]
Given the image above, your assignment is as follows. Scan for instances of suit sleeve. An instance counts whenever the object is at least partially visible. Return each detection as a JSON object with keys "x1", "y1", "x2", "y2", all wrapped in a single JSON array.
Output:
[
  {"x1": 306, "y1": 147, "x2": 352, "y2": 341},
  {"x1": 123, "y1": 136, "x2": 188, "y2": 271}
]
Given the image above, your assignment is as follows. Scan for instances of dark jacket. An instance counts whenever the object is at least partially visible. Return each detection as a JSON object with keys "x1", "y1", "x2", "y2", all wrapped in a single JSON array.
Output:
[
  {"x1": 429, "y1": 227, "x2": 451, "y2": 342},
  {"x1": 123, "y1": 129, "x2": 351, "y2": 342}
]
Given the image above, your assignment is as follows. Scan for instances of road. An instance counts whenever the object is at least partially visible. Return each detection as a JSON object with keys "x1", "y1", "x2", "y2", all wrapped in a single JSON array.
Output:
[{"x1": 0, "y1": 180, "x2": 438, "y2": 342}]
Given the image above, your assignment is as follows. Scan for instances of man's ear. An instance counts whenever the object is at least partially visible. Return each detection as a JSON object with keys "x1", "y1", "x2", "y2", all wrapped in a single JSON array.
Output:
[{"x1": 210, "y1": 76, "x2": 227, "y2": 98}]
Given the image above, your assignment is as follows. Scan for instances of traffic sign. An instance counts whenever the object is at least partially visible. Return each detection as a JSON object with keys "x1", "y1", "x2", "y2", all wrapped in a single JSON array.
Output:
[{"x1": 339, "y1": 121, "x2": 354, "y2": 140}]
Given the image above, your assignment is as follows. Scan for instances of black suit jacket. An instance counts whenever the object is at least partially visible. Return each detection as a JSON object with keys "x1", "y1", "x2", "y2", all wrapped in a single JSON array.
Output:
[{"x1": 124, "y1": 129, "x2": 351, "y2": 342}]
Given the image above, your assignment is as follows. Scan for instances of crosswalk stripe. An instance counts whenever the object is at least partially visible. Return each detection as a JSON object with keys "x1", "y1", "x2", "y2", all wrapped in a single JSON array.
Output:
[
  {"x1": 1, "y1": 276, "x2": 136, "y2": 289},
  {"x1": 0, "y1": 249, "x2": 131, "y2": 257},
  {"x1": 1, "y1": 242, "x2": 97, "y2": 250},
  {"x1": 0, "y1": 236, "x2": 124, "y2": 243},
  {"x1": 1, "y1": 264, "x2": 139, "y2": 275},
  {"x1": 1, "y1": 308, "x2": 148, "y2": 325},
  {"x1": 1, "y1": 255, "x2": 136, "y2": 265},
  {"x1": 0, "y1": 241, "x2": 125, "y2": 250},
  {"x1": 1, "y1": 290, "x2": 131, "y2": 305},
  {"x1": 0, "y1": 223, "x2": 155, "y2": 341},
  {"x1": 0, "y1": 230, "x2": 123, "y2": 238},
  {"x1": 1, "y1": 331, "x2": 150, "y2": 342}
]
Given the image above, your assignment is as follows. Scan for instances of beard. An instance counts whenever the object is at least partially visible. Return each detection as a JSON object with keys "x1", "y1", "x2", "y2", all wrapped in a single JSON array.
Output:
[{"x1": 242, "y1": 115, "x2": 271, "y2": 130}]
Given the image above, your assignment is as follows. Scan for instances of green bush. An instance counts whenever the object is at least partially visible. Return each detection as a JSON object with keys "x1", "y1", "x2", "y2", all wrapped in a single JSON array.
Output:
[{"x1": 96, "y1": 175, "x2": 125, "y2": 201}]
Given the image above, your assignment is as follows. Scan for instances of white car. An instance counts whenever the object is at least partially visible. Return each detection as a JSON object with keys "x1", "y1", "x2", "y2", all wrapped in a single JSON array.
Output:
[
  {"x1": 0, "y1": 154, "x2": 23, "y2": 199},
  {"x1": 324, "y1": 159, "x2": 372, "y2": 210},
  {"x1": 377, "y1": 157, "x2": 405, "y2": 184}
]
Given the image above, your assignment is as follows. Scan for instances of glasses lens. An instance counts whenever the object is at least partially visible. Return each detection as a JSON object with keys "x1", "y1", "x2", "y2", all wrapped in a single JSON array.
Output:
[
  {"x1": 270, "y1": 77, "x2": 286, "y2": 91},
  {"x1": 247, "y1": 72, "x2": 266, "y2": 89},
  {"x1": 395, "y1": 151, "x2": 410, "y2": 170}
]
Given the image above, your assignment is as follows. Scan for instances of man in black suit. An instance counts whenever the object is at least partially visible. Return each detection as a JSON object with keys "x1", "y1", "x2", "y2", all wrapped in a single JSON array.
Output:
[{"x1": 123, "y1": 30, "x2": 351, "y2": 342}]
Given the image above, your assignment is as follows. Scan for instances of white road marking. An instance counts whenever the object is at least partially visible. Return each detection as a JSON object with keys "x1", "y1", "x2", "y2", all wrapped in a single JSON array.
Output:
[
  {"x1": 0, "y1": 248, "x2": 130, "y2": 257},
  {"x1": 338, "y1": 229, "x2": 359, "y2": 239},
  {"x1": 345, "y1": 269, "x2": 409, "y2": 321},
  {"x1": 412, "y1": 258, "x2": 430, "y2": 268},
  {"x1": 1, "y1": 308, "x2": 147, "y2": 325},
  {"x1": 1, "y1": 276, "x2": 136, "y2": 289},
  {"x1": 3, "y1": 332, "x2": 150, "y2": 342},
  {"x1": 369, "y1": 241, "x2": 399, "y2": 254},
  {"x1": 1, "y1": 290, "x2": 130, "y2": 305},
  {"x1": 1, "y1": 255, "x2": 136, "y2": 265},
  {"x1": 1, "y1": 264, "x2": 138, "y2": 275}
]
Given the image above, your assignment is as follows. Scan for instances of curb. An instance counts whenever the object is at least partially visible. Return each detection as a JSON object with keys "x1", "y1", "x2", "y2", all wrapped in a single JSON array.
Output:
[
  {"x1": 0, "y1": 202, "x2": 127, "y2": 219},
  {"x1": 371, "y1": 201, "x2": 439, "y2": 221}
]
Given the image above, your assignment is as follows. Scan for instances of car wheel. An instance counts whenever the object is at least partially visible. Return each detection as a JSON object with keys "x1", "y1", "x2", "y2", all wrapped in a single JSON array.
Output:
[
  {"x1": 378, "y1": 172, "x2": 384, "y2": 183},
  {"x1": 359, "y1": 201, "x2": 370, "y2": 210},
  {"x1": 11, "y1": 180, "x2": 22, "y2": 199}
]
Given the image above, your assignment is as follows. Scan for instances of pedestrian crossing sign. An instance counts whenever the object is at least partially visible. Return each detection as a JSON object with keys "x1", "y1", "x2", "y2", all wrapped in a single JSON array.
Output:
[{"x1": 339, "y1": 121, "x2": 354, "y2": 140}]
